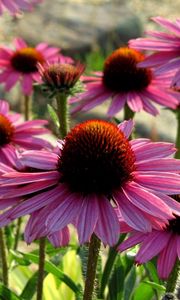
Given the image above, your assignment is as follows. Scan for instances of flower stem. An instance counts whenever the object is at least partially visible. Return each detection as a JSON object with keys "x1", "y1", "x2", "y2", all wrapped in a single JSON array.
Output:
[
  {"x1": 24, "y1": 94, "x2": 31, "y2": 121},
  {"x1": 124, "y1": 104, "x2": 135, "y2": 121},
  {"x1": 36, "y1": 237, "x2": 46, "y2": 300},
  {"x1": 175, "y1": 107, "x2": 180, "y2": 159},
  {"x1": 56, "y1": 93, "x2": 69, "y2": 139},
  {"x1": 13, "y1": 218, "x2": 22, "y2": 250},
  {"x1": 0, "y1": 228, "x2": 8, "y2": 287},
  {"x1": 166, "y1": 259, "x2": 179, "y2": 293},
  {"x1": 99, "y1": 234, "x2": 126, "y2": 299},
  {"x1": 83, "y1": 234, "x2": 101, "y2": 300}
]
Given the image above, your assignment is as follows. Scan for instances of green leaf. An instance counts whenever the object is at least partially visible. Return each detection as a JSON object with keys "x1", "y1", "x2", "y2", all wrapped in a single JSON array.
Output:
[
  {"x1": 123, "y1": 265, "x2": 136, "y2": 300},
  {"x1": 145, "y1": 261, "x2": 160, "y2": 283},
  {"x1": 47, "y1": 104, "x2": 60, "y2": 128},
  {"x1": 0, "y1": 283, "x2": 21, "y2": 300},
  {"x1": 143, "y1": 281, "x2": 165, "y2": 292},
  {"x1": 107, "y1": 256, "x2": 125, "y2": 300},
  {"x1": 10, "y1": 250, "x2": 31, "y2": 266},
  {"x1": 20, "y1": 271, "x2": 39, "y2": 300},
  {"x1": 133, "y1": 282, "x2": 154, "y2": 300},
  {"x1": 20, "y1": 252, "x2": 80, "y2": 295}
]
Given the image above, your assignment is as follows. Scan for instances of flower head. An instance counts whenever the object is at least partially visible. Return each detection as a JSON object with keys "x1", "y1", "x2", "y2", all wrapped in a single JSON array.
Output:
[
  {"x1": 119, "y1": 195, "x2": 180, "y2": 279},
  {"x1": 69, "y1": 47, "x2": 179, "y2": 116},
  {"x1": 129, "y1": 17, "x2": 180, "y2": 88},
  {"x1": 0, "y1": 120, "x2": 180, "y2": 246},
  {"x1": 0, "y1": 0, "x2": 43, "y2": 15},
  {"x1": 38, "y1": 61, "x2": 85, "y2": 97},
  {"x1": 0, "y1": 38, "x2": 60, "y2": 95},
  {"x1": 0, "y1": 99, "x2": 52, "y2": 164}
]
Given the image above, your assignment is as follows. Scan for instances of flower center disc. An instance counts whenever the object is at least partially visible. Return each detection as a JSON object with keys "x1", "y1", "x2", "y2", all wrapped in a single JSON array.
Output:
[
  {"x1": 59, "y1": 120, "x2": 136, "y2": 195},
  {"x1": 103, "y1": 47, "x2": 152, "y2": 92},
  {"x1": 11, "y1": 47, "x2": 45, "y2": 73},
  {"x1": 167, "y1": 195, "x2": 180, "y2": 235},
  {"x1": 0, "y1": 114, "x2": 14, "y2": 146}
]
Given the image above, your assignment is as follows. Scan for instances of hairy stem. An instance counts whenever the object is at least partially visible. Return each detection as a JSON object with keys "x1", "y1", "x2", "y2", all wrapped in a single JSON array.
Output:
[
  {"x1": 166, "y1": 259, "x2": 179, "y2": 294},
  {"x1": 56, "y1": 93, "x2": 69, "y2": 139},
  {"x1": 0, "y1": 228, "x2": 8, "y2": 287},
  {"x1": 24, "y1": 94, "x2": 31, "y2": 121},
  {"x1": 124, "y1": 104, "x2": 135, "y2": 121},
  {"x1": 83, "y1": 234, "x2": 101, "y2": 300},
  {"x1": 36, "y1": 237, "x2": 46, "y2": 300}
]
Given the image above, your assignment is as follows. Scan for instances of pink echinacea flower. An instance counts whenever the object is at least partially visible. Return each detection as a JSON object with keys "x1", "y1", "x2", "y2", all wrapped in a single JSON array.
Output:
[
  {"x1": 0, "y1": 99, "x2": 52, "y2": 164},
  {"x1": 119, "y1": 195, "x2": 180, "y2": 280},
  {"x1": 0, "y1": 0, "x2": 43, "y2": 15},
  {"x1": 0, "y1": 120, "x2": 180, "y2": 246},
  {"x1": 0, "y1": 38, "x2": 60, "y2": 95},
  {"x1": 129, "y1": 17, "x2": 180, "y2": 88},
  {"x1": 69, "y1": 47, "x2": 179, "y2": 116}
]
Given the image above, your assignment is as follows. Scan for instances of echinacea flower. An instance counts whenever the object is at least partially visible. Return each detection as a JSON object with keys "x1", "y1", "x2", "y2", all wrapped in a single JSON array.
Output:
[
  {"x1": 69, "y1": 47, "x2": 179, "y2": 117},
  {"x1": 119, "y1": 196, "x2": 180, "y2": 279},
  {"x1": 129, "y1": 17, "x2": 180, "y2": 88},
  {"x1": 0, "y1": 99, "x2": 52, "y2": 164},
  {"x1": 0, "y1": 120, "x2": 180, "y2": 246},
  {"x1": 0, "y1": 0, "x2": 43, "y2": 15},
  {"x1": 38, "y1": 61, "x2": 85, "y2": 97},
  {"x1": 0, "y1": 38, "x2": 60, "y2": 95}
]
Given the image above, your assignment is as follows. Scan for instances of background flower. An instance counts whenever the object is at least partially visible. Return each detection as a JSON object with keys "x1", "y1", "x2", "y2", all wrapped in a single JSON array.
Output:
[
  {"x1": 0, "y1": 99, "x2": 52, "y2": 164},
  {"x1": 0, "y1": 120, "x2": 180, "y2": 246},
  {"x1": 129, "y1": 17, "x2": 180, "y2": 88},
  {"x1": 0, "y1": 38, "x2": 60, "y2": 95},
  {"x1": 69, "y1": 47, "x2": 179, "y2": 117}
]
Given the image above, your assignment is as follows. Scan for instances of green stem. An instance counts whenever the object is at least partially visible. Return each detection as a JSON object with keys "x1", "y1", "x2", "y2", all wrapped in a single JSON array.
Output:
[
  {"x1": 83, "y1": 234, "x2": 101, "y2": 300},
  {"x1": 99, "y1": 234, "x2": 126, "y2": 299},
  {"x1": 0, "y1": 228, "x2": 8, "y2": 287},
  {"x1": 166, "y1": 259, "x2": 179, "y2": 293},
  {"x1": 56, "y1": 93, "x2": 69, "y2": 139},
  {"x1": 36, "y1": 238, "x2": 46, "y2": 300},
  {"x1": 175, "y1": 107, "x2": 180, "y2": 159},
  {"x1": 13, "y1": 218, "x2": 22, "y2": 251},
  {"x1": 24, "y1": 94, "x2": 31, "y2": 121},
  {"x1": 124, "y1": 104, "x2": 135, "y2": 121}
]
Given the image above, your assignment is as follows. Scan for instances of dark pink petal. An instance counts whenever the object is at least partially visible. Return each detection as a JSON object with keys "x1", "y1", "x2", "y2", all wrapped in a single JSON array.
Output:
[
  {"x1": 134, "y1": 172, "x2": 180, "y2": 194},
  {"x1": 118, "y1": 119, "x2": 134, "y2": 139},
  {"x1": 127, "y1": 92, "x2": 143, "y2": 112},
  {"x1": 15, "y1": 120, "x2": 48, "y2": 131},
  {"x1": 157, "y1": 235, "x2": 178, "y2": 279},
  {"x1": 5, "y1": 72, "x2": 20, "y2": 91},
  {"x1": 20, "y1": 150, "x2": 58, "y2": 170},
  {"x1": 94, "y1": 196, "x2": 120, "y2": 246},
  {"x1": 119, "y1": 232, "x2": 146, "y2": 252},
  {"x1": 122, "y1": 182, "x2": 173, "y2": 219},
  {"x1": 177, "y1": 236, "x2": 180, "y2": 260},
  {"x1": 152, "y1": 16, "x2": 180, "y2": 36},
  {"x1": 135, "y1": 158, "x2": 180, "y2": 172},
  {"x1": 46, "y1": 193, "x2": 84, "y2": 232},
  {"x1": 77, "y1": 194, "x2": 99, "y2": 244},
  {"x1": 0, "y1": 99, "x2": 9, "y2": 114},
  {"x1": 136, "y1": 231, "x2": 171, "y2": 263},
  {"x1": 133, "y1": 142, "x2": 176, "y2": 161},
  {"x1": 48, "y1": 227, "x2": 70, "y2": 248},
  {"x1": 115, "y1": 191, "x2": 152, "y2": 232},
  {"x1": 108, "y1": 94, "x2": 126, "y2": 116},
  {"x1": 21, "y1": 75, "x2": 33, "y2": 95}
]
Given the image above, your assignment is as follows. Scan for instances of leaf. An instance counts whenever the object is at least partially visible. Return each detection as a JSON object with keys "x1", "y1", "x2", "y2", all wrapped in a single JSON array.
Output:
[
  {"x1": 0, "y1": 283, "x2": 21, "y2": 300},
  {"x1": 145, "y1": 261, "x2": 160, "y2": 283},
  {"x1": 107, "y1": 256, "x2": 125, "y2": 300},
  {"x1": 143, "y1": 281, "x2": 165, "y2": 292},
  {"x1": 133, "y1": 282, "x2": 154, "y2": 300},
  {"x1": 47, "y1": 104, "x2": 60, "y2": 128},
  {"x1": 123, "y1": 265, "x2": 136, "y2": 300},
  {"x1": 10, "y1": 250, "x2": 30, "y2": 266},
  {"x1": 20, "y1": 271, "x2": 39, "y2": 300},
  {"x1": 20, "y1": 251, "x2": 80, "y2": 295}
]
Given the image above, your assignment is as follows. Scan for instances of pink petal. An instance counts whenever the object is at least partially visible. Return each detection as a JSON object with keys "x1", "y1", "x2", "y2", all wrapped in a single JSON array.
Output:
[
  {"x1": 77, "y1": 194, "x2": 99, "y2": 244},
  {"x1": 119, "y1": 232, "x2": 145, "y2": 252},
  {"x1": 94, "y1": 196, "x2": 120, "y2": 246},
  {"x1": 118, "y1": 119, "x2": 134, "y2": 139},
  {"x1": 107, "y1": 94, "x2": 126, "y2": 116}
]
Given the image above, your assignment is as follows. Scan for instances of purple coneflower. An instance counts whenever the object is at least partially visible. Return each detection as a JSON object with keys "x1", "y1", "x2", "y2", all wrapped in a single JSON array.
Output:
[
  {"x1": 0, "y1": 38, "x2": 60, "y2": 95},
  {"x1": 0, "y1": 99, "x2": 52, "y2": 164},
  {"x1": 129, "y1": 17, "x2": 180, "y2": 88},
  {"x1": 119, "y1": 196, "x2": 180, "y2": 279},
  {"x1": 0, "y1": 120, "x2": 180, "y2": 246},
  {"x1": 69, "y1": 47, "x2": 179, "y2": 116}
]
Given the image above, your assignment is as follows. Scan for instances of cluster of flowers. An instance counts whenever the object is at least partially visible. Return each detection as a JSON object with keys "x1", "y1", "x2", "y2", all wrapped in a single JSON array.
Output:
[{"x1": 0, "y1": 15, "x2": 179, "y2": 281}]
